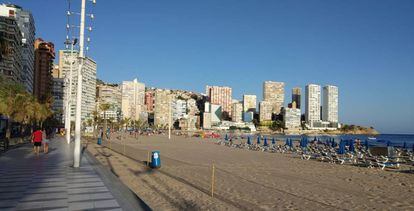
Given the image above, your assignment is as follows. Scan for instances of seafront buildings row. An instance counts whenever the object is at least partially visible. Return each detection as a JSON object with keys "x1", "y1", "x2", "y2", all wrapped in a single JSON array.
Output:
[
  {"x1": 0, "y1": 3, "x2": 339, "y2": 132},
  {"x1": 0, "y1": 3, "x2": 98, "y2": 124},
  {"x1": 92, "y1": 79, "x2": 338, "y2": 132}
]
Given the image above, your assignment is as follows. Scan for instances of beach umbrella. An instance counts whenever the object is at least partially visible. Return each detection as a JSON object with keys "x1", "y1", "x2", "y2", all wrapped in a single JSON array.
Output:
[
  {"x1": 247, "y1": 136, "x2": 251, "y2": 145},
  {"x1": 257, "y1": 136, "x2": 261, "y2": 145},
  {"x1": 364, "y1": 139, "x2": 369, "y2": 150},
  {"x1": 403, "y1": 142, "x2": 407, "y2": 149},
  {"x1": 301, "y1": 138, "x2": 308, "y2": 148},
  {"x1": 289, "y1": 139, "x2": 294, "y2": 148},
  {"x1": 272, "y1": 137, "x2": 276, "y2": 145},
  {"x1": 349, "y1": 140, "x2": 355, "y2": 152},
  {"x1": 263, "y1": 137, "x2": 268, "y2": 146},
  {"x1": 338, "y1": 140, "x2": 345, "y2": 154}
]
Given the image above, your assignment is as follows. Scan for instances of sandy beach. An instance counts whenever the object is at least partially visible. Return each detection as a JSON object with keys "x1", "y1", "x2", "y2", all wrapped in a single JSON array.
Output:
[{"x1": 87, "y1": 134, "x2": 414, "y2": 210}]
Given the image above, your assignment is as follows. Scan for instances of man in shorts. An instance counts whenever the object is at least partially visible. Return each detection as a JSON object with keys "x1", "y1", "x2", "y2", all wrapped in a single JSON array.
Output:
[{"x1": 32, "y1": 128, "x2": 43, "y2": 156}]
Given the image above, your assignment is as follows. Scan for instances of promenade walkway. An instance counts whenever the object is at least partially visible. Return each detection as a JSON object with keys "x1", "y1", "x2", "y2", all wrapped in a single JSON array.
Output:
[{"x1": 0, "y1": 136, "x2": 149, "y2": 211}]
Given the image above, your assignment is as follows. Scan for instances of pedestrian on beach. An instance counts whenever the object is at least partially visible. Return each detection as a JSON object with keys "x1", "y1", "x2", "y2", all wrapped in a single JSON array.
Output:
[
  {"x1": 42, "y1": 128, "x2": 50, "y2": 153},
  {"x1": 31, "y1": 127, "x2": 42, "y2": 155}
]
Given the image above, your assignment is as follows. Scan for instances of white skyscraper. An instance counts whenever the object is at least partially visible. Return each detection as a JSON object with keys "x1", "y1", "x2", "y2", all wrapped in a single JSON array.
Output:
[
  {"x1": 231, "y1": 102, "x2": 243, "y2": 122},
  {"x1": 263, "y1": 81, "x2": 285, "y2": 114},
  {"x1": 305, "y1": 84, "x2": 321, "y2": 126},
  {"x1": 243, "y1": 95, "x2": 257, "y2": 112},
  {"x1": 121, "y1": 78, "x2": 145, "y2": 121},
  {"x1": 322, "y1": 85, "x2": 339, "y2": 123},
  {"x1": 172, "y1": 99, "x2": 187, "y2": 121},
  {"x1": 0, "y1": 4, "x2": 35, "y2": 93},
  {"x1": 60, "y1": 50, "x2": 97, "y2": 121}
]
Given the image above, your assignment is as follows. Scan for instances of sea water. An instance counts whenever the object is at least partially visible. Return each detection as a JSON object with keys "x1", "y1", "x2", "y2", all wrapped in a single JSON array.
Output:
[{"x1": 233, "y1": 133, "x2": 414, "y2": 148}]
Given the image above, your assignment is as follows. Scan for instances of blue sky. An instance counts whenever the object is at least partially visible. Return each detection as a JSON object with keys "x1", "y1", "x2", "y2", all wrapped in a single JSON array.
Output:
[{"x1": 6, "y1": 0, "x2": 414, "y2": 134}]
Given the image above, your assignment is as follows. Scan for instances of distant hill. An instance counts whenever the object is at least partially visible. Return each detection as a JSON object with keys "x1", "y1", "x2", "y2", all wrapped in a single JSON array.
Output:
[{"x1": 338, "y1": 124, "x2": 380, "y2": 135}]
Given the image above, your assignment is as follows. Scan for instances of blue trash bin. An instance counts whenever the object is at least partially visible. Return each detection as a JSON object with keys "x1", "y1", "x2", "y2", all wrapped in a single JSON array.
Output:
[
  {"x1": 97, "y1": 137, "x2": 102, "y2": 145},
  {"x1": 151, "y1": 151, "x2": 161, "y2": 168}
]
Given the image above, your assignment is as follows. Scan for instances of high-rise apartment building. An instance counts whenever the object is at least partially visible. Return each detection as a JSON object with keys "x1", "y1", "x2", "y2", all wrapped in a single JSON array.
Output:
[
  {"x1": 154, "y1": 89, "x2": 172, "y2": 126},
  {"x1": 51, "y1": 65, "x2": 64, "y2": 123},
  {"x1": 283, "y1": 107, "x2": 301, "y2": 129},
  {"x1": 243, "y1": 95, "x2": 257, "y2": 112},
  {"x1": 231, "y1": 102, "x2": 243, "y2": 122},
  {"x1": 305, "y1": 84, "x2": 321, "y2": 126},
  {"x1": 0, "y1": 4, "x2": 35, "y2": 93},
  {"x1": 206, "y1": 85, "x2": 232, "y2": 118},
  {"x1": 0, "y1": 15, "x2": 22, "y2": 84},
  {"x1": 186, "y1": 98, "x2": 199, "y2": 116},
  {"x1": 263, "y1": 81, "x2": 285, "y2": 114},
  {"x1": 292, "y1": 87, "x2": 301, "y2": 109},
  {"x1": 145, "y1": 91, "x2": 155, "y2": 113},
  {"x1": 34, "y1": 38, "x2": 55, "y2": 102},
  {"x1": 97, "y1": 84, "x2": 122, "y2": 121},
  {"x1": 60, "y1": 50, "x2": 97, "y2": 121},
  {"x1": 202, "y1": 112, "x2": 212, "y2": 129},
  {"x1": 121, "y1": 78, "x2": 145, "y2": 121},
  {"x1": 322, "y1": 85, "x2": 339, "y2": 123},
  {"x1": 259, "y1": 101, "x2": 273, "y2": 122},
  {"x1": 52, "y1": 64, "x2": 62, "y2": 78},
  {"x1": 172, "y1": 99, "x2": 187, "y2": 121}
]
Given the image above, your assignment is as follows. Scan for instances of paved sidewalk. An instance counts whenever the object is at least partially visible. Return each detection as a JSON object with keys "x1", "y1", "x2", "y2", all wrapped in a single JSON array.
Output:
[{"x1": 0, "y1": 136, "x2": 149, "y2": 211}]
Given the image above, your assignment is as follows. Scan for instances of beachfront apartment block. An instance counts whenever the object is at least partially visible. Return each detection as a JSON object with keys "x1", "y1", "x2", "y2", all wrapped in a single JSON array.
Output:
[
  {"x1": 97, "y1": 83, "x2": 122, "y2": 121},
  {"x1": 0, "y1": 15, "x2": 22, "y2": 84},
  {"x1": 186, "y1": 98, "x2": 199, "y2": 116},
  {"x1": 60, "y1": 50, "x2": 97, "y2": 122},
  {"x1": 243, "y1": 112, "x2": 254, "y2": 122},
  {"x1": 305, "y1": 84, "x2": 321, "y2": 127},
  {"x1": 243, "y1": 95, "x2": 257, "y2": 112},
  {"x1": 0, "y1": 4, "x2": 35, "y2": 93},
  {"x1": 51, "y1": 66, "x2": 64, "y2": 123},
  {"x1": 263, "y1": 81, "x2": 285, "y2": 114},
  {"x1": 206, "y1": 85, "x2": 232, "y2": 118},
  {"x1": 283, "y1": 107, "x2": 301, "y2": 129},
  {"x1": 231, "y1": 102, "x2": 243, "y2": 123},
  {"x1": 322, "y1": 85, "x2": 339, "y2": 123},
  {"x1": 203, "y1": 112, "x2": 212, "y2": 129},
  {"x1": 259, "y1": 101, "x2": 273, "y2": 122},
  {"x1": 34, "y1": 38, "x2": 55, "y2": 103},
  {"x1": 154, "y1": 89, "x2": 172, "y2": 127},
  {"x1": 291, "y1": 87, "x2": 301, "y2": 109},
  {"x1": 122, "y1": 78, "x2": 145, "y2": 121},
  {"x1": 172, "y1": 99, "x2": 187, "y2": 121}
]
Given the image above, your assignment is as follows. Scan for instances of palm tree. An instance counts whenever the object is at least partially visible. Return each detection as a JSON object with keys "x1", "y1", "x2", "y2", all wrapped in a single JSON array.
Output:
[
  {"x1": 0, "y1": 77, "x2": 27, "y2": 140},
  {"x1": 0, "y1": 76, "x2": 52, "y2": 141}
]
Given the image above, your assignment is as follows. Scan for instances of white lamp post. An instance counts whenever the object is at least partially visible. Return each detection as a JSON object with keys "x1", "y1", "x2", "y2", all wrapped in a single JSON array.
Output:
[{"x1": 64, "y1": 38, "x2": 77, "y2": 144}]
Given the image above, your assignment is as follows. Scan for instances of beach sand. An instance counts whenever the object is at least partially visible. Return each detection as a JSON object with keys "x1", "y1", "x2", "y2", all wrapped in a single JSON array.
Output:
[{"x1": 87, "y1": 134, "x2": 414, "y2": 210}]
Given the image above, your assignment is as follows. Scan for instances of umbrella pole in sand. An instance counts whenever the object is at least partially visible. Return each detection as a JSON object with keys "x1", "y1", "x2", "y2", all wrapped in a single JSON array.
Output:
[{"x1": 211, "y1": 163, "x2": 215, "y2": 198}]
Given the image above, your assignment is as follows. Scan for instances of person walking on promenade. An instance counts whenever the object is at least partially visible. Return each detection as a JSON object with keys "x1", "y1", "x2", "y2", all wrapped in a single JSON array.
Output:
[
  {"x1": 32, "y1": 127, "x2": 43, "y2": 156},
  {"x1": 42, "y1": 128, "x2": 49, "y2": 154}
]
